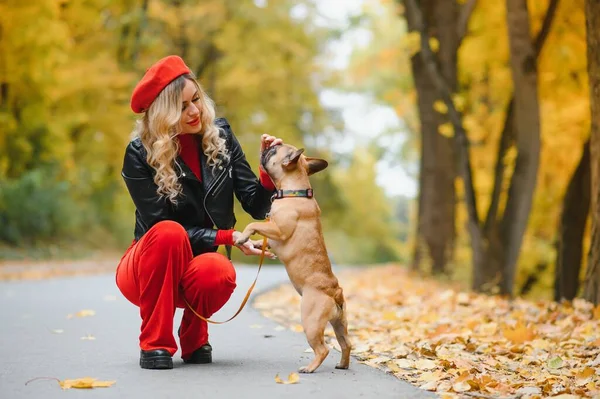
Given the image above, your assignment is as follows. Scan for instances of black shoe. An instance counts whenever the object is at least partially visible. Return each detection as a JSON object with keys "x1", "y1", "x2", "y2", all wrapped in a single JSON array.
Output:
[
  {"x1": 183, "y1": 343, "x2": 212, "y2": 364},
  {"x1": 140, "y1": 349, "x2": 173, "y2": 369}
]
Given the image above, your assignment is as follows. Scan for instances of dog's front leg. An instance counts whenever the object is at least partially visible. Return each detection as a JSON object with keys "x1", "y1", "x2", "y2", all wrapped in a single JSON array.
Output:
[
  {"x1": 234, "y1": 221, "x2": 283, "y2": 246},
  {"x1": 235, "y1": 210, "x2": 298, "y2": 245}
]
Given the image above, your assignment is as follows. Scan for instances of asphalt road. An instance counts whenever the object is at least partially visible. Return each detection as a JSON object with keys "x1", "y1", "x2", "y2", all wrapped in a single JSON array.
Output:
[{"x1": 0, "y1": 264, "x2": 433, "y2": 399}]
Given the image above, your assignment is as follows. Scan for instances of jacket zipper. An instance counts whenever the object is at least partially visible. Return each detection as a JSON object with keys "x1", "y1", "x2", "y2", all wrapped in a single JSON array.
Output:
[
  {"x1": 203, "y1": 165, "x2": 231, "y2": 227},
  {"x1": 211, "y1": 166, "x2": 232, "y2": 197}
]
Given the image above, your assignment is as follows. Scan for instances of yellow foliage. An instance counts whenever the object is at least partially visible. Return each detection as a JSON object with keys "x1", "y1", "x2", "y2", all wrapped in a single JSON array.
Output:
[
  {"x1": 402, "y1": 31, "x2": 421, "y2": 57},
  {"x1": 345, "y1": 0, "x2": 591, "y2": 296},
  {"x1": 438, "y1": 123, "x2": 454, "y2": 138},
  {"x1": 433, "y1": 100, "x2": 448, "y2": 114},
  {"x1": 429, "y1": 37, "x2": 440, "y2": 53}
]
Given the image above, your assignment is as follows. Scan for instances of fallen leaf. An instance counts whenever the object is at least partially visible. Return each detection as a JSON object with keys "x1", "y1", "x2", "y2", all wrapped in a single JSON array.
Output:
[
  {"x1": 67, "y1": 310, "x2": 95, "y2": 319},
  {"x1": 290, "y1": 324, "x2": 303, "y2": 333},
  {"x1": 60, "y1": 377, "x2": 115, "y2": 389},
  {"x1": 452, "y1": 381, "x2": 471, "y2": 392},
  {"x1": 576, "y1": 367, "x2": 595, "y2": 379},
  {"x1": 394, "y1": 359, "x2": 415, "y2": 369},
  {"x1": 548, "y1": 356, "x2": 564, "y2": 369},
  {"x1": 420, "y1": 380, "x2": 438, "y2": 391},
  {"x1": 51, "y1": 329, "x2": 64, "y2": 334},
  {"x1": 502, "y1": 322, "x2": 536, "y2": 344},
  {"x1": 274, "y1": 373, "x2": 300, "y2": 384},
  {"x1": 415, "y1": 358, "x2": 437, "y2": 370},
  {"x1": 516, "y1": 386, "x2": 541, "y2": 395},
  {"x1": 80, "y1": 334, "x2": 96, "y2": 341}
]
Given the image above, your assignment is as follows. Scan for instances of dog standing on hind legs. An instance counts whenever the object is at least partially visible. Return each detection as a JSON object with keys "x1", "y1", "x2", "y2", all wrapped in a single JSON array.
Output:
[{"x1": 234, "y1": 144, "x2": 352, "y2": 373}]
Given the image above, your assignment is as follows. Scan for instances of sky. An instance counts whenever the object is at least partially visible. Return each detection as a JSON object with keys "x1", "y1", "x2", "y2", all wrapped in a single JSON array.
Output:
[{"x1": 313, "y1": 0, "x2": 418, "y2": 198}]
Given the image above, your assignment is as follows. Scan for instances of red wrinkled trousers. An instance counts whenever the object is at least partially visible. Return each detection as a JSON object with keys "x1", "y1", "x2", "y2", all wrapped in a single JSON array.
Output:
[{"x1": 115, "y1": 220, "x2": 236, "y2": 360}]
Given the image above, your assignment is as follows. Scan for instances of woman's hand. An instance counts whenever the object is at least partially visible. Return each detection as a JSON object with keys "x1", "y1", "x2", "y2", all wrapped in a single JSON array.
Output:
[
  {"x1": 232, "y1": 231, "x2": 276, "y2": 259},
  {"x1": 260, "y1": 134, "x2": 283, "y2": 153}
]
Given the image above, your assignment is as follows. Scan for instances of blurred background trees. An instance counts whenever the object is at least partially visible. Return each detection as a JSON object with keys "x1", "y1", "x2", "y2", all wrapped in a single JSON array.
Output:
[{"x1": 1, "y1": 0, "x2": 599, "y2": 303}]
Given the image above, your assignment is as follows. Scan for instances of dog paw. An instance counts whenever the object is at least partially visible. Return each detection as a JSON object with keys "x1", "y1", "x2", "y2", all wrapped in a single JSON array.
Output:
[
  {"x1": 298, "y1": 366, "x2": 314, "y2": 374},
  {"x1": 234, "y1": 238, "x2": 247, "y2": 246},
  {"x1": 335, "y1": 363, "x2": 349, "y2": 370}
]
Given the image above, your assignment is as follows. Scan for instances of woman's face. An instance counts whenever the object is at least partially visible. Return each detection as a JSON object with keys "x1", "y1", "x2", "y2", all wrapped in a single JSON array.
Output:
[{"x1": 179, "y1": 79, "x2": 203, "y2": 134}]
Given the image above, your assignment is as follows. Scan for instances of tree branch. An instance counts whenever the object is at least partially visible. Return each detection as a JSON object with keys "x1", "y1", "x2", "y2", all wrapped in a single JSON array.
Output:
[
  {"x1": 457, "y1": 0, "x2": 477, "y2": 47},
  {"x1": 534, "y1": 0, "x2": 560, "y2": 56}
]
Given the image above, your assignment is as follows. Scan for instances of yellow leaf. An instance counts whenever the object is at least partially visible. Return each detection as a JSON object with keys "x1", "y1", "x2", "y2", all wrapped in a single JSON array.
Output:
[
  {"x1": 383, "y1": 311, "x2": 398, "y2": 320},
  {"x1": 290, "y1": 324, "x2": 304, "y2": 333},
  {"x1": 576, "y1": 367, "x2": 595, "y2": 379},
  {"x1": 274, "y1": 373, "x2": 300, "y2": 384},
  {"x1": 402, "y1": 31, "x2": 421, "y2": 56},
  {"x1": 502, "y1": 322, "x2": 536, "y2": 344},
  {"x1": 438, "y1": 123, "x2": 454, "y2": 138},
  {"x1": 451, "y1": 94, "x2": 466, "y2": 112},
  {"x1": 433, "y1": 100, "x2": 448, "y2": 114},
  {"x1": 68, "y1": 309, "x2": 96, "y2": 319},
  {"x1": 59, "y1": 377, "x2": 115, "y2": 390},
  {"x1": 429, "y1": 37, "x2": 440, "y2": 53}
]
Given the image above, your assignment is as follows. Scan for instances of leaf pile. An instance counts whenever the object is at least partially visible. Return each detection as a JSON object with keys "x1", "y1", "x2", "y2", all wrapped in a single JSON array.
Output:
[{"x1": 254, "y1": 265, "x2": 600, "y2": 398}]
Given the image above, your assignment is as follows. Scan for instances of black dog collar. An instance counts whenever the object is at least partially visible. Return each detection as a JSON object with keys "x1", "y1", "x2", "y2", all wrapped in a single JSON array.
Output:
[{"x1": 272, "y1": 189, "x2": 313, "y2": 200}]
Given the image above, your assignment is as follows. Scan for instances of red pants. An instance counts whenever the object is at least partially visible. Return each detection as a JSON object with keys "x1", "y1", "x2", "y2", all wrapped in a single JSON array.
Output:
[{"x1": 115, "y1": 220, "x2": 236, "y2": 359}]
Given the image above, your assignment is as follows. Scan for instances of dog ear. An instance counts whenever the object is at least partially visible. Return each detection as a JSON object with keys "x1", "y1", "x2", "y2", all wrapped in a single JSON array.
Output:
[
  {"x1": 282, "y1": 148, "x2": 305, "y2": 169},
  {"x1": 305, "y1": 157, "x2": 328, "y2": 175}
]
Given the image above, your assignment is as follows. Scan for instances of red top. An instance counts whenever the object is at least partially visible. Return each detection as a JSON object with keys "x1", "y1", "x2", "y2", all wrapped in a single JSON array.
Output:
[{"x1": 177, "y1": 134, "x2": 275, "y2": 246}]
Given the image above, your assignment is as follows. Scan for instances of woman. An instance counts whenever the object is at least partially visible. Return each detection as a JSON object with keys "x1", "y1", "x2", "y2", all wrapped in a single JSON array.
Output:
[{"x1": 116, "y1": 55, "x2": 281, "y2": 370}]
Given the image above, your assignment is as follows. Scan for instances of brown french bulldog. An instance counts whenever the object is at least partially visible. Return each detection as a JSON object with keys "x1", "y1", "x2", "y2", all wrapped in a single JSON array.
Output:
[{"x1": 234, "y1": 144, "x2": 352, "y2": 373}]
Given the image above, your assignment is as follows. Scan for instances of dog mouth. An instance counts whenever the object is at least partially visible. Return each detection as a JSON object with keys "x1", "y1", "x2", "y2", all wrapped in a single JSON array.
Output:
[{"x1": 260, "y1": 144, "x2": 281, "y2": 169}]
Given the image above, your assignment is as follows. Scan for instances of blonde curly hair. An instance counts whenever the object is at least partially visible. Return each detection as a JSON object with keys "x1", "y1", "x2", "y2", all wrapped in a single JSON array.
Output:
[{"x1": 132, "y1": 74, "x2": 229, "y2": 203}]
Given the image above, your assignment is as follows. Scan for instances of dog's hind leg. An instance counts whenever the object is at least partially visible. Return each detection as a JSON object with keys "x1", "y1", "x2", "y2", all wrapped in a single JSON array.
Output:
[
  {"x1": 330, "y1": 302, "x2": 352, "y2": 369},
  {"x1": 298, "y1": 288, "x2": 334, "y2": 373}
]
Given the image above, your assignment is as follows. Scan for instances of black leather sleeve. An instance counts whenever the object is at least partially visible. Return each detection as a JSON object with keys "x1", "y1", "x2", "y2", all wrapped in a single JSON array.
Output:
[
  {"x1": 217, "y1": 119, "x2": 274, "y2": 220},
  {"x1": 121, "y1": 140, "x2": 218, "y2": 253}
]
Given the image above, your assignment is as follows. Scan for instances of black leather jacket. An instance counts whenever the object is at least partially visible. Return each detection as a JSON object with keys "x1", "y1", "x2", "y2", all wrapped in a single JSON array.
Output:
[{"x1": 121, "y1": 117, "x2": 274, "y2": 256}]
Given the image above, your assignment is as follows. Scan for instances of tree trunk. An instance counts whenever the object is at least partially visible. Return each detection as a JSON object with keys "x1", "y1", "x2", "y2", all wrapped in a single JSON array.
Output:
[
  {"x1": 405, "y1": 0, "x2": 458, "y2": 275},
  {"x1": 583, "y1": 0, "x2": 600, "y2": 305},
  {"x1": 555, "y1": 140, "x2": 591, "y2": 301},
  {"x1": 474, "y1": 0, "x2": 559, "y2": 293},
  {"x1": 498, "y1": 0, "x2": 541, "y2": 296}
]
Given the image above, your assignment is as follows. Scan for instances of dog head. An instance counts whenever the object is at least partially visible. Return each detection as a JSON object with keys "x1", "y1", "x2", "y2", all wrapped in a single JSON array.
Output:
[{"x1": 260, "y1": 144, "x2": 328, "y2": 185}]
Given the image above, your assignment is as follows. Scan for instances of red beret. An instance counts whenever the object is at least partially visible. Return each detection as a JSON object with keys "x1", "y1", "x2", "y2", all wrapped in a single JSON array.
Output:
[{"x1": 130, "y1": 55, "x2": 191, "y2": 113}]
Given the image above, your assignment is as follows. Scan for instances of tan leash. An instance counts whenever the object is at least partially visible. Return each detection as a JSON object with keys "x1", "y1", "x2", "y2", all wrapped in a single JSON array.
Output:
[{"x1": 184, "y1": 235, "x2": 268, "y2": 324}]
